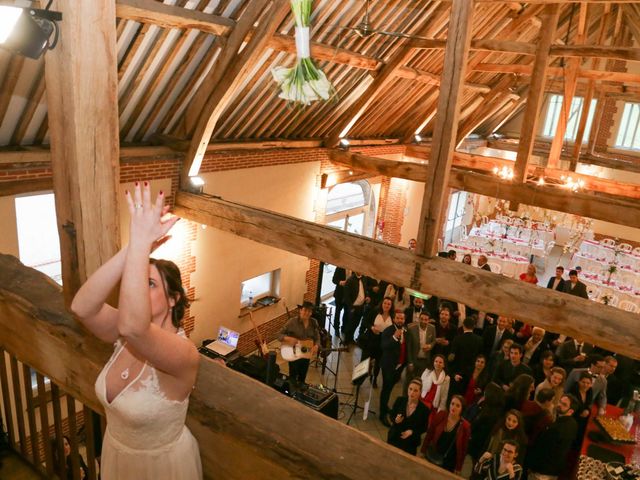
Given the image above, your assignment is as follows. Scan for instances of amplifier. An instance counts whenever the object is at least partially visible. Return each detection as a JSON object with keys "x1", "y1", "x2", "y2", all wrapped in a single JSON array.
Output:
[{"x1": 292, "y1": 385, "x2": 338, "y2": 419}]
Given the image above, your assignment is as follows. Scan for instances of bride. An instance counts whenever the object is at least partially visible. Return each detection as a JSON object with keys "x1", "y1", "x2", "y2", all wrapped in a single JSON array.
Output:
[{"x1": 71, "y1": 181, "x2": 202, "y2": 479}]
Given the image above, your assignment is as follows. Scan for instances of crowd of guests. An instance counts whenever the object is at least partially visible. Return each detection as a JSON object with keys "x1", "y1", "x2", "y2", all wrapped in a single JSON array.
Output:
[{"x1": 331, "y1": 257, "x2": 633, "y2": 480}]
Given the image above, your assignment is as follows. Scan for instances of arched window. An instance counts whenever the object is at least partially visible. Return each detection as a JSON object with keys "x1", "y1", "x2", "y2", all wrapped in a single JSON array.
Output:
[{"x1": 325, "y1": 182, "x2": 368, "y2": 215}]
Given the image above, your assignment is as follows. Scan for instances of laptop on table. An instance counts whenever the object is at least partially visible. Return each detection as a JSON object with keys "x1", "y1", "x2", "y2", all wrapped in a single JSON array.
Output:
[{"x1": 204, "y1": 327, "x2": 240, "y2": 357}]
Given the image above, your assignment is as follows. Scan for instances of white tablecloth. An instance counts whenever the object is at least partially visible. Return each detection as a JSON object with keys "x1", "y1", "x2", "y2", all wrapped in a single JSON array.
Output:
[
  {"x1": 582, "y1": 276, "x2": 640, "y2": 310},
  {"x1": 481, "y1": 220, "x2": 554, "y2": 244},
  {"x1": 468, "y1": 228, "x2": 546, "y2": 258},
  {"x1": 571, "y1": 254, "x2": 640, "y2": 290},
  {"x1": 447, "y1": 243, "x2": 530, "y2": 279}
]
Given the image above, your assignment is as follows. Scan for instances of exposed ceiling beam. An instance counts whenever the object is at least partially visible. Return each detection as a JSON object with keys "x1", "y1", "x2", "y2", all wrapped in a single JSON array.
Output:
[
  {"x1": 115, "y1": 0, "x2": 235, "y2": 36},
  {"x1": 181, "y1": 0, "x2": 290, "y2": 188},
  {"x1": 44, "y1": 0, "x2": 121, "y2": 306},
  {"x1": 474, "y1": 63, "x2": 640, "y2": 83},
  {"x1": 323, "y1": 3, "x2": 449, "y2": 148},
  {"x1": 416, "y1": 0, "x2": 475, "y2": 257},
  {"x1": 174, "y1": 192, "x2": 640, "y2": 359}
]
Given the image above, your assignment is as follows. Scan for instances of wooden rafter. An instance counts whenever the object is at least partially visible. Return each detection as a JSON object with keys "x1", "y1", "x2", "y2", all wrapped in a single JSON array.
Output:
[
  {"x1": 181, "y1": 0, "x2": 290, "y2": 187},
  {"x1": 43, "y1": 0, "x2": 121, "y2": 305},
  {"x1": 115, "y1": 0, "x2": 235, "y2": 36},
  {"x1": 416, "y1": 0, "x2": 475, "y2": 257},
  {"x1": 328, "y1": 149, "x2": 640, "y2": 227},
  {"x1": 473, "y1": 62, "x2": 640, "y2": 83},
  {"x1": 323, "y1": 4, "x2": 451, "y2": 148},
  {"x1": 513, "y1": 4, "x2": 560, "y2": 190},
  {"x1": 174, "y1": 192, "x2": 640, "y2": 359}
]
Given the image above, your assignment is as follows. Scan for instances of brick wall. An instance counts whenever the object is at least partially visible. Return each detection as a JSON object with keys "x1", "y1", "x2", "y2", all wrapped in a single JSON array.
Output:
[{"x1": 0, "y1": 143, "x2": 408, "y2": 343}]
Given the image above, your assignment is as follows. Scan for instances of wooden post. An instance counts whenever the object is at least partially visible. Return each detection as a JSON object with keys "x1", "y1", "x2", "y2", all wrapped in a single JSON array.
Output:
[
  {"x1": 416, "y1": 0, "x2": 475, "y2": 257},
  {"x1": 511, "y1": 4, "x2": 560, "y2": 211},
  {"x1": 44, "y1": 0, "x2": 121, "y2": 305}
]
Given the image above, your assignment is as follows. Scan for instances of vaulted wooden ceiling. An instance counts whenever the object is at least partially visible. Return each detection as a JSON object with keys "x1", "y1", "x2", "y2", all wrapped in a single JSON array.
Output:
[{"x1": 1, "y1": 0, "x2": 639, "y2": 150}]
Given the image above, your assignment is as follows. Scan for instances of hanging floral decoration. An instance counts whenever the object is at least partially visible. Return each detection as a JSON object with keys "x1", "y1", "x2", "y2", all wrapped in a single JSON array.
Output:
[{"x1": 271, "y1": 0, "x2": 336, "y2": 106}]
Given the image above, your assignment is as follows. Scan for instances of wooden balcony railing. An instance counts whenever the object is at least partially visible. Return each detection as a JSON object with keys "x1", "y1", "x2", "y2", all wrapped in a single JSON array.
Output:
[{"x1": 0, "y1": 253, "x2": 459, "y2": 479}]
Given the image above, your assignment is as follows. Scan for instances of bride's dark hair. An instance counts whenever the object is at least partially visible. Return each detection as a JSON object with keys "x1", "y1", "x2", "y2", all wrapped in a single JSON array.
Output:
[{"x1": 149, "y1": 258, "x2": 190, "y2": 328}]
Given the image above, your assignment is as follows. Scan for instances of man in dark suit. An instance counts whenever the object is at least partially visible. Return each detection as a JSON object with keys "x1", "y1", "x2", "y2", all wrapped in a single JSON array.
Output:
[
  {"x1": 477, "y1": 255, "x2": 491, "y2": 271},
  {"x1": 433, "y1": 306, "x2": 457, "y2": 358},
  {"x1": 379, "y1": 311, "x2": 407, "y2": 426},
  {"x1": 331, "y1": 267, "x2": 347, "y2": 334},
  {"x1": 404, "y1": 296, "x2": 425, "y2": 325},
  {"x1": 405, "y1": 311, "x2": 436, "y2": 390},
  {"x1": 493, "y1": 343, "x2": 532, "y2": 389},
  {"x1": 448, "y1": 316, "x2": 483, "y2": 396},
  {"x1": 527, "y1": 394, "x2": 579, "y2": 479},
  {"x1": 563, "y1": 269, "x2": 589, "y2": 299},
  {"x1": 482, "y1": 316, "x2": 514, "y2": 358},
  {"x1": 546, "y1": 266, "x2": 566, "y2": 291},
  {"x1": 557, "y1": 338, "x2": 594, "y2": 372},
  {"x1": 342, "y1": 272, "x2": 370, "y2": 345}
]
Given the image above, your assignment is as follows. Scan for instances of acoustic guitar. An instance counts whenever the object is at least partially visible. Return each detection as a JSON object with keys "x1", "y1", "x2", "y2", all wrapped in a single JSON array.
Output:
[{"x1": 280, "y1": 340, "x2": 315, "y2": 362}]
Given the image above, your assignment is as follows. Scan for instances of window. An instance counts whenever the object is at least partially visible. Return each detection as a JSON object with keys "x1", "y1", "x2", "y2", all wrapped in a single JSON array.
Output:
[
  {"x1": 444, "y1": 191, "x2": 468, "y2": 246},
  {"x1": 15, "y1": 193, "x2": 62, "y2": 284},
  {"x1": 542, "y1": 94, "x2": 597, "y2": 142},
  {"x1": 240, "y1": 269, "x2": 280, "y2": 306},
  {"x1": 325, "y1": 182, "x2": 368, "y2": 215},
  {"x1": 615, "y1": 102, "x2": 640, "y2": 150}
]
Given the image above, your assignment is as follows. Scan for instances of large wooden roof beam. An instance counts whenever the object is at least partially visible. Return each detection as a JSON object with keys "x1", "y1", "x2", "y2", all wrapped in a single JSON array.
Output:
[
  {"x1": 115, "y1": 0, "x2": 235, "y2": 36},
  {"x1": 416, "y1": 0, "x2": 475, "y2": 257},
  {"x1": 174, "y1": 192, "x2": 640, "y2": 359},
  {"x1": 44, "y1": 0, "x2": 121, "y2": 305},
  {"x1": 474, "y1": 63, "x2": 640, "y2": 83}
]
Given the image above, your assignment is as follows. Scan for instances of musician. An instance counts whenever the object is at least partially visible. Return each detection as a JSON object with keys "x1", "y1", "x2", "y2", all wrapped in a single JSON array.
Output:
[{"x1": 279, "y1": 301, "x2": 320, "y2": 384}]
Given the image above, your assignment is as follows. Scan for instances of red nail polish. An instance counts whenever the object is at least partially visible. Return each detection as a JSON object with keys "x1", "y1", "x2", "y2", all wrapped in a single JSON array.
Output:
[
  {"x1": 125, "y1": 189, "x2": 129, "y2": 195},
  {"x1": 135, "y1": 181, "x2": 139, "y2": 186},
  {"x1": 160, "y1": 190, "x2": 164, "y2": 195},
  {"x1": 144, "y1": 181, "x2": 148, "y2": 187}
]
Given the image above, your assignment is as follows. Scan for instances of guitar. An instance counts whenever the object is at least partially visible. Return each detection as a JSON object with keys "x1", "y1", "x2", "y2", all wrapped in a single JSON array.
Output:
[
  {"x1": 280, "y1": 339, "x2": 315, "y2": 362},
  {"x1": 248, "y1": 311, "x2": 269, "y2": 357}
]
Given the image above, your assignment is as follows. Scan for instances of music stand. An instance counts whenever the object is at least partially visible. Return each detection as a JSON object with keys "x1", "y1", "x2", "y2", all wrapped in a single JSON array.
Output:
[{"x1": 346, "y1": 358, "x2": 374, "y2": 425}]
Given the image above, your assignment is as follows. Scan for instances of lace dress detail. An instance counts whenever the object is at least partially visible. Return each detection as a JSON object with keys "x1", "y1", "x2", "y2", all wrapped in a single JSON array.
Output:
[{"x1": 95, "y1": 332, "x2": 202, "y2": 479}]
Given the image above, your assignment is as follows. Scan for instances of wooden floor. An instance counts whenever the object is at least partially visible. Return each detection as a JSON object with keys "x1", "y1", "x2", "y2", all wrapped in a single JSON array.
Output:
[{"x1": 0, "y1": 450, "x2": 46, "y2": 480}]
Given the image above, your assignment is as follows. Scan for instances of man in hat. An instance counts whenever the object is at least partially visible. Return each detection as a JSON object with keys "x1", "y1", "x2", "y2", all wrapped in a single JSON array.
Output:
[{"x1": 280, "y1": 300, "x2": 320, "y2": 384}]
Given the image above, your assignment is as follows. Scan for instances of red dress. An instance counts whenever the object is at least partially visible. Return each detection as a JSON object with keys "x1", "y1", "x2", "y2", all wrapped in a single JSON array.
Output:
[{"x1": 519, "y1": 273, "x2": 538, "y2": 284}]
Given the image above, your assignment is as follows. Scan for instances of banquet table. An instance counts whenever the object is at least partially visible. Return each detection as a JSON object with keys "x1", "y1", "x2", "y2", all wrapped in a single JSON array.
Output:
[
  {"x1": 481, "y1": 220, "x2": 554, "y2": 244},
  {"x1": 580, "y1": 405, "x2": 639, "y2": 466},
  {"x1": 468, "y1": 228, "x2": 546, "y2": 258},
  {"x1": 581, "y1": 274, "x2": 640, "y2": 309},
  {"x1": 446, "y1": 243, "x2": 530, "y2": 278},
  {"x1": 571, "y1": 254, "x2": 640, "y2": 290}
]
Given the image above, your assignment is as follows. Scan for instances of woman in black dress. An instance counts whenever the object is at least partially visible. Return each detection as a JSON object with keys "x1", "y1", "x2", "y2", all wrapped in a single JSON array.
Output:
[{"x1": 387, "y1": 378, "x2": 430, "y2": 455}]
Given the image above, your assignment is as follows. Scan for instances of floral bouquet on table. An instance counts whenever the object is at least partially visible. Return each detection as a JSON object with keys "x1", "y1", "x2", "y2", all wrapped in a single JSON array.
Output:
[{"x1": 271, "y1": 0, "x2": 336, "y2": 106}]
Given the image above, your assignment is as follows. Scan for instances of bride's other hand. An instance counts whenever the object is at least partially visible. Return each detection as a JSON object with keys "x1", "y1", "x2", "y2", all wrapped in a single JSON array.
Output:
[{"x1": 125, "y1": 182, "x2": 179, "y2": 247}]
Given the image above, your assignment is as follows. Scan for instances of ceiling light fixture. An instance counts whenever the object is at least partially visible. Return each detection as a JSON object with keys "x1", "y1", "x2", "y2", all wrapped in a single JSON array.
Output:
[
  {"x1": 0, "y1": 2, "x2": 62, "y2": 59},
  {"x1": 492, "y1": 165, "x2": 514, "y2": 181}
]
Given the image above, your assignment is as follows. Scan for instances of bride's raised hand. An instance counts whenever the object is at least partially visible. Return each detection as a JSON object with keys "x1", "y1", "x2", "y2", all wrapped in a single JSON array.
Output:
[{"x1": 125, "y1": 182, "x2": 179, "y2": 247}]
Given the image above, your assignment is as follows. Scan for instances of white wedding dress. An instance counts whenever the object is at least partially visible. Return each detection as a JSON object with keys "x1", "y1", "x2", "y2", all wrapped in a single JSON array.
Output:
[{"x1": 95, "y1": 333, "x2": 202, "y2": 479}]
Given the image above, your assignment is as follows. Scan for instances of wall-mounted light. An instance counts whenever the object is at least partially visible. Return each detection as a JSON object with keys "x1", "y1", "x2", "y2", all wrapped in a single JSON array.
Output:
[
  {"x1": 414, "y1": 134, "x2": 422, "y2": 143},
  {"x1": 188, "y1": 175, "x2": 205, "y2": 194},
  {"x1": 339, "y1": 138, "x2": 350, "y2": 149},
  {"x1": 0, "y1": 2, "x2": 62, "y2": 59},
  {"x1": 537, "y1": 177, "x2": 545, "y2": 186}
]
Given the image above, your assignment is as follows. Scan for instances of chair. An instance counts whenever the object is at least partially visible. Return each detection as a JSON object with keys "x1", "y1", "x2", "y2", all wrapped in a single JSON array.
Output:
[
  {"x1": 481, "y1": 215, "x2": 489, "y2": 225},
  {"x1": 512, "y1": 218, "x2": 524, "y2": 227},
  {"x1": 632, "y1": 247, "x2": 640, "y2": 256},
  {"x1": 487, "y1": 262, "x2": 502, "y2": 274},
  {"x1": 619, "y1": 300, "x2": 639, "y2": 313},
  {"x1": 460, "y1": 225, "x2": 468, "y2": 241},
  {"x1": 587, "y1": 286, "x2": 600, "y2": 301},
  {"x1": 437, "y1": 238, "x2": 443, "y2": 253},
  {"x1": 503, "y1": 217, "x2": 513, "y2": 225},
  {"x1": 618, "y1": 243, "x2": 632, "y2": 253},
  {"x1": 601, "y1": 238, "x2": 616, "y2": 247}
]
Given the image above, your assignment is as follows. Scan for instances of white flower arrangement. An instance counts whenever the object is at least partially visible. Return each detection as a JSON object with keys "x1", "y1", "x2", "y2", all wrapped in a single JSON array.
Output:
[{"x1": 271, "y1": 0, "x2": 336, "y2": 106}]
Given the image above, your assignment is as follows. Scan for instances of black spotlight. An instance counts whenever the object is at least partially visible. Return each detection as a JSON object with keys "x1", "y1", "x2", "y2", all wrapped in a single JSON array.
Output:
[{"x1": 0, "y1": 4, "x2": 62, "y2": 59}]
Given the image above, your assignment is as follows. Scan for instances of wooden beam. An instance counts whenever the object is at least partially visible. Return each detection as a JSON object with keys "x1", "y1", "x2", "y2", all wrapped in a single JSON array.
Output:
[
  {"x1": 330, "y1": 149, "x2": 640, "y2": 227},
  {"x1": 0, "y1": 253, "x2": 461, "y2": 480},
  {"x1": 182, "y1": 0, "x2": 290, "y2": 187},
  {"x1": 473, "y1": 63, "x2": 640, "y2": 83},
  {"x1": 550, "y1": 44, "x2": 640, "y2": 62},
  {"x1": 175, "y1": 192, "x2": 640, "y2": 359},
  {"x1": 324, "y1": 4, "x2": 447, "y2": 148},
  {"x1": 622, "y1": 5, "x2": 640, "y2": 45},
  {"x1": 115, "y1": 0, "x2": 234, "y2": 36},
  {"x1": 0, "y1": 179, "x2": 53, "y2": 197},
  {"x1": 455, "y1": 76, "x2": 518, "y2": 146},
  {"x1": 513, "y1": 5, "x2": 560, "y2": 188},
  {"x1": 44, "y1": 0, "x2": 121, "y2": 306},
  {"x1": 416, "y1": 0, "x2": 475, "y2": 257}
]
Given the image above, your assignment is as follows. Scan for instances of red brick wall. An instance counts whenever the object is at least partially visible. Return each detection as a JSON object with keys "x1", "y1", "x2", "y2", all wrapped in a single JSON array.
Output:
[{"x1": 0, "y1": 144, "x2": 408, "y2": 342}]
